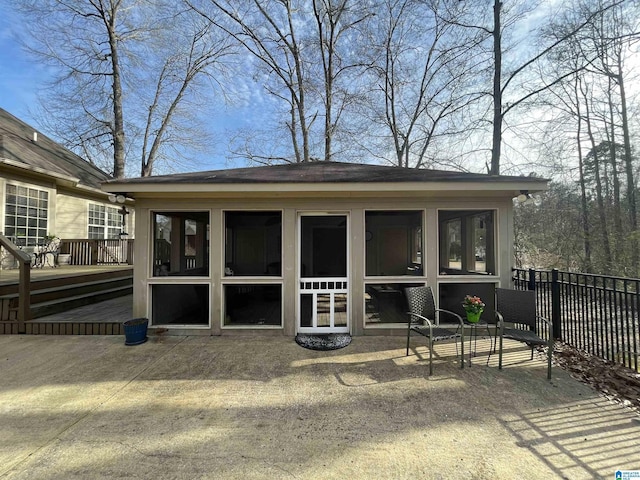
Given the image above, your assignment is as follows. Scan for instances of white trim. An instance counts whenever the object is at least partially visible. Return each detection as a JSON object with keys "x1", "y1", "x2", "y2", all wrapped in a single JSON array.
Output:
[
  {"x1": 297, "y1": 212, "x2": 350, "y2": 334},
  {"x1": 87, "y1": 202, "x2": 121, "y2": 239},
  {"x1": 103, "y1": 180, "x2": 549, "y2": 196},
  {"x1": 3, "y1": 181, "x2": 52, "y2": 246},
  {"x1": 147, "y1": 282, "x2": 212, "y2": 329},
  {"x1": 436, "y1": 207, "x2": 500, "y2": 279},
  {"x1": 219, "y1": 209, "x2": 285, "y2": 329},
  {"x1": 220, "y1": 283, "x2": 284, "y2": 330},
  {"x1": 1, "y1": 158, "x2": 80, "y2": 184},
  {"x1": 148, "y1": 208, "x2": 212, "y2": 280}
]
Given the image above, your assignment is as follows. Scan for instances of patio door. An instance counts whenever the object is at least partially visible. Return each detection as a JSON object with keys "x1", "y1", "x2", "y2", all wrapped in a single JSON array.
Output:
[{"x1": 297, "y1": 213, "x2": 349, "y2": 334}]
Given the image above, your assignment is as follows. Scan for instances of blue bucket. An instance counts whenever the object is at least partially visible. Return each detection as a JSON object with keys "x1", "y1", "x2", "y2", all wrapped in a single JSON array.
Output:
[{"x1": 123, "y1": 318, "x2": 148, "y2": 346}]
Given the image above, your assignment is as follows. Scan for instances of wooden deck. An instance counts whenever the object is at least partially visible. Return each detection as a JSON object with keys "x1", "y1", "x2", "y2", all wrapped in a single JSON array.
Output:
[
  {"x1": 0, "y1": 265, "x2": 133, "y2": 335},
  {"x1": 0, "y1": 265, "x2": 132, "y2": 287}
]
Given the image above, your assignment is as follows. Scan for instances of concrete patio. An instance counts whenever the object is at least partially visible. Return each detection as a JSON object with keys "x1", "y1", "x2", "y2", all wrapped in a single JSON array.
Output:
[{"x1": 1, "y1": 334, "x2": 639, "y2": 479}]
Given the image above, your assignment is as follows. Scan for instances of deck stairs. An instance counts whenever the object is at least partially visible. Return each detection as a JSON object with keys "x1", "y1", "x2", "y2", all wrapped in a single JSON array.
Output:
[{"x1": 0, "y1": 268, "x2": 132, "y2": 333}]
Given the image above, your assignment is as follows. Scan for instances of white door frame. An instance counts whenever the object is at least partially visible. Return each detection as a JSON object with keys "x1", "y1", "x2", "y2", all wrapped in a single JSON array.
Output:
[{"x1": 297, "y1": 212, "x2": 350, "y2": 334}]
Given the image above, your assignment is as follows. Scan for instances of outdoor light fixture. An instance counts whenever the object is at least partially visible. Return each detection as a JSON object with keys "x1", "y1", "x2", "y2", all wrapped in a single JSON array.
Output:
[
  {"x1": 108, "y1": 193, "x2": 129, "y2": 236},
  {"x1": 514, "y1": 190, "x2": 542, "y2": 207}
]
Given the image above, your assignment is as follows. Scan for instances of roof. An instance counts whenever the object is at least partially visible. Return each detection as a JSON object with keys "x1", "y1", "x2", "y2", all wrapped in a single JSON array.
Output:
[
  {"x1": 104, "y1": 161, "x2": 546, "y2": 185},
  {"x1": 103, "y1": 161, "x2": 548, "y2": 199},
  {"x1": 0, "y1": 108, "x2": 112, "y2": 190}
]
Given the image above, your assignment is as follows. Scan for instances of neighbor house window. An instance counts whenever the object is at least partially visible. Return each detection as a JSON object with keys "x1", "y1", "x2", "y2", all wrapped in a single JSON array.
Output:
[
  {"x1": 88, "y1": 204, "x2": 121, "y2": 239},
  {"x1": 365, "y1": 211, "x2": 423, "y2": 276},
  {"x1": 152, "y1": 211, "x2": 209, "y2": 276},
  {"x1": 439, "y1": 210, "x2": 495, "y2": 275},
  {"x1": 4, "y1": 184, "x2": 48, "y2": 246}
]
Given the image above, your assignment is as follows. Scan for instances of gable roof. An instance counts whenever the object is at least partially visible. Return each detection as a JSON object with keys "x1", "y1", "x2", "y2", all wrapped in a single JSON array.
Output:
[{"x1": 0, "y1": 108, "x2": 112, "y2": 190}]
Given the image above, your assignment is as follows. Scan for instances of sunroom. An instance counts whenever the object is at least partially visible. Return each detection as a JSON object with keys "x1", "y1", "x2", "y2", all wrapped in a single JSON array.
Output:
[{"x1": 102, "y1": 161, "x2": 548, "y2": 336}]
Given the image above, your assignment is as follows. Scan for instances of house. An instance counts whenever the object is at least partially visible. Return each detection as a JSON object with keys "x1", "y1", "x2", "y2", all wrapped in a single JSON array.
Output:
[
  {"x1": 103, "y1": 161, "x2": 548, "y2": 336},
  {"x1": 0, "y1": 108, "x2": 134, "y2": 266}
]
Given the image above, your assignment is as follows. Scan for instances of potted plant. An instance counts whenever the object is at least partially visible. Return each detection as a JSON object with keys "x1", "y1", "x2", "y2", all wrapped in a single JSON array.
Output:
[
  {"x1": 462, "y1": 295, "x2": 485, "y2": 323},
  {"x1": 123, "y1": 318, "x2": 149, "y2": 345}
]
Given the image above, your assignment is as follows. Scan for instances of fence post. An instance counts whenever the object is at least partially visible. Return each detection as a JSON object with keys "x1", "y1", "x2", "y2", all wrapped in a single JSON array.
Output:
[
  {"x1": 551, "y1": 268, "x2": 561, "y2": 341},
  {"x1": 528, "y1": 268, "x2": 536, "y2": 291},
  {"x1": 91, "y1": 240, "x2": 99, "y2": 265}
]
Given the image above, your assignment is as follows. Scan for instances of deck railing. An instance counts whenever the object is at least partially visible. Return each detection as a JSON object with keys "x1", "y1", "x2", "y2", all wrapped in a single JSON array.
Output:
[
  {"x1": 0, "y1": 233, "x2": 32, "y2": 332},
  {"x1": 513, "y1": 268, "x2": 639, "y2": 371},
  {"x1": 61, "y1": 239, "x2": 134, "y2": 265}
]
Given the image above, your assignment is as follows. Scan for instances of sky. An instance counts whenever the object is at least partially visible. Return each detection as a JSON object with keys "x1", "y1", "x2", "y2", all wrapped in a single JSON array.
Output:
[
  {"x1": 0, "y1": 0, "x2": 542, "y2": 177},
  {"x1": 2, "y1": 0, "x2": 632, "y2": 180},
  {"x1": 0, "y1": 7, "x2": 44, "y2": 125},
  {"x1": 0, "y1": 3, "x2": 251, "y2": 172}
]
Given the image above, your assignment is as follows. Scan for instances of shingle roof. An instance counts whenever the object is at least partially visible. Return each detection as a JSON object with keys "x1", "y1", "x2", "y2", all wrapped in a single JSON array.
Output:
[
  {"x1": 0, "y1": 108, "x2": 111, "y2": 189},
  {"x1": 104, "y1": 161, "x2": 547, "y2": 185}
]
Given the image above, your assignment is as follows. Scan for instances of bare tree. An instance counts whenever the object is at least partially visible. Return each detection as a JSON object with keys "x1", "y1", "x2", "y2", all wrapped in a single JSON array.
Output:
[
  {"x1": 361, "y1": 0, "x2": 485, "y2": 169},
  {"x1": 14, "y1": 0, "x2": 232, "y2": 177},
  {"x1": 312, "y1": 0, "x2": 372, "y2": 162},
  {"x1": 139, "y1": 16, "x2": 234, "y2": 176},
  {"x1": 188, "y1": 0, "x2": 370, "y2": 164},
  {"x1": 583, "y1": 0, "x2": 640, "y2": 273},
  {"x1": 15, "y1": 0, "x2": 134, "y2": 177},
  {"x1": 448, "y1": 0, "x2": 628, "y2": 175},
  {"x1": 188, "y1": 0, "x2": 314, "y2": 163},
  {"x1": 539, "y1": 0, "x2": 640, "y2": 275}
]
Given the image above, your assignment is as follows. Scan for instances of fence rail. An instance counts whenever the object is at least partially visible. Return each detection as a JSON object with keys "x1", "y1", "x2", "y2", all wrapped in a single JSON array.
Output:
[
  {"x1": 514, "y1": 268, "x2": 639, "y2": 371},
  {"x1": 60, "y1": 239, "x2": 134, "y2": 266}
]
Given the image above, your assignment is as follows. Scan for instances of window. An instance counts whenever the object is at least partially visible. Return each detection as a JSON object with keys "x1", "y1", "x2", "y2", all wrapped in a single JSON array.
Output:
[
  {"x1": 365, "y1": 282, "x2": 424, "y2": 326},
  {"x1": 224, "y1": 284, "x2": 282, "y2": 326},
  {"x1": 439, "y1": 210, "x2": 495, "y2": 275},
  {"x1": 223, "y1": 211, "x2": 283, "y2": 328},
  {"x1": 365, "y1": 211, "x2": 422, "y2": 276},
  {"x1": 153, "y1": 211, "x2": 209, "y2": 276},
  {"x1": 4, "y1": 184, "x2": 48, "y2": 246},
  {"x1": 151, "y1": 284, "x2": 209, "y2": 326},
  {"x1": 88, "y1": 204, "x2": 121, "y2": 239},
  {"x1": 225, "y1": 211, "x2": 282, "y2": 276}
]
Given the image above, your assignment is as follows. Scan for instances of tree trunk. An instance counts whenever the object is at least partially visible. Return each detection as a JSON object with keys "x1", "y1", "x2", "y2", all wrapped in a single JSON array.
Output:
[
  {"x1": 607, "y1": 81, "x2": 623, "y2": 266},
  {"x1": 107, "y1": 13, "x2": 126, "y2": 179},
  {"x1": 585, "y1": 104, "x2": 612, "y2": 271},
  {"x1": 575, "y1": 80, "x2": 592, "y2": 272},
  {"x1": 618, "y1": 71, "x2": 638, "y2": 275},
  {"x1": 490, "y1": 0, "x2": 502, "y2": 176}
]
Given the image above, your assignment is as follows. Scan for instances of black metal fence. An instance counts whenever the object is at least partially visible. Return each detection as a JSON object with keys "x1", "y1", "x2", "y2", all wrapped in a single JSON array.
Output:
[{"x1": 513, "y1": 268, "x2": 639, "y2": 371}]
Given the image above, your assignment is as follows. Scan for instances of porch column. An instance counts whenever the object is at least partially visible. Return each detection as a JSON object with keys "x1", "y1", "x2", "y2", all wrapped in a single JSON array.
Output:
[
  {"x1": 350, "y1": 208, "x2": 365, "y2": 336},
  {"x1": 283, "y1": 208, "x2": 297, "y2": 336}
]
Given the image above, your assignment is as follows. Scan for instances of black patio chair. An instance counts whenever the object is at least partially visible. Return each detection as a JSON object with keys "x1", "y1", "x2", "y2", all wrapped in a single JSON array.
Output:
[
  {"x1": 405, "y1": 286, "x2": 464, "y2": 375},
  {"x1": 495, "y1": 288, "x2": 553, "y2": 380}
]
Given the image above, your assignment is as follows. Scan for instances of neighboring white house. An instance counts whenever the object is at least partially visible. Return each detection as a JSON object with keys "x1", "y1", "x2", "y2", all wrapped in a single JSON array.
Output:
[
  {"x1": 103, "y1": 161, "x2": 548, "y2": 336},
  {"x1": 0, "y1": 108, "x2": 134, "y2": 265}
]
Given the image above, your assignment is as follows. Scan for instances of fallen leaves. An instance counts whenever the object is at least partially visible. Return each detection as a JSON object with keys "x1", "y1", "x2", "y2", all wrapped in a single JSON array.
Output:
[{"x1": 553, "y1": 343, "x2": 640, "y2": 414}]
